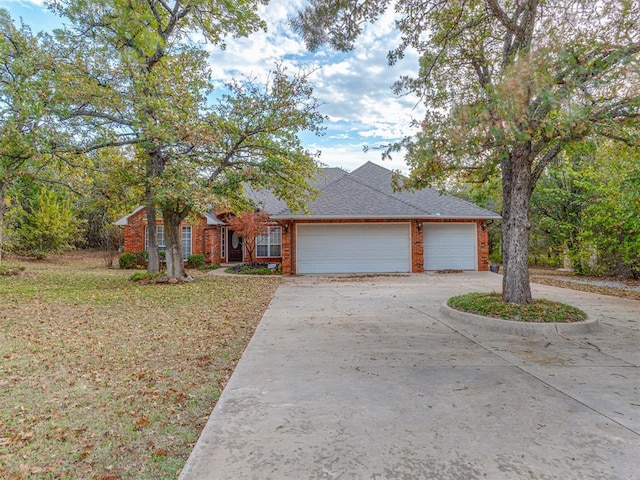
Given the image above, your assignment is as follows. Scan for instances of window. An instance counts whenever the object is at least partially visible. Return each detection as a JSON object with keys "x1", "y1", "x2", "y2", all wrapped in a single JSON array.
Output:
[
  {"x1": 256, "y1": 226, "x2": 282, "y2": 257},
  {"x1": 220, "y1": 227, "x2": 226, "y2": 258},
  {"x1": 145, "y1": 225, "x2": 191, "y2": 260},
  {"x1": 145, "y1": 225, "x2": 166, "y2": 249},
  {"x1": 182, "y1": 226, "x2": 192, "y2": 259}
]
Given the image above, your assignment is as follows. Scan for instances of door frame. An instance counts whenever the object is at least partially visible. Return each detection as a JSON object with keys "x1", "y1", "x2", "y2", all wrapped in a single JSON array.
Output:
[{"x1": 227, "y1": 228, "x2": 244, "y2": 263}]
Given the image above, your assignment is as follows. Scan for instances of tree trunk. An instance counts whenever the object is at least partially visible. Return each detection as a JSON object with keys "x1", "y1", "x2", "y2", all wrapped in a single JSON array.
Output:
[
  {"x1": 145, "y1": 149, "x2": 165, "y2": 274},
  {"x1": 145, "y1": 194, "x2": 160, "y2": 274},
  {"x1": 501, "y1": 145, "x2": 534, "y2": 304},
  {"x1": 0, "y1": 182, "x2": 6, "y2": 265},
  {"x1": 162, "y1": 206, "x2": 192, "y2": 282}
]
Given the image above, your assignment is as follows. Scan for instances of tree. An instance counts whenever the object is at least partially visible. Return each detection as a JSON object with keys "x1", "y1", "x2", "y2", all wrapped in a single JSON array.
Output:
[
  {"x1": 528, "y1": 154, "x2": 589, "y2": 268},
  {"x1": 153, "y1": 67, "x2": 323, "y2": 280},
  {"x1": 530, "y1": 140, "x2": 640, "y2": 277},
  {"x1": 225, "y1": 211, "x2": 268, "y2": 262},
  {"x1": 5, "y1": 186, "x2": 81, "y2": 258},
  {"x1": 293, "y1": 0, "x2": 640, "y2": 304},
  {"x1": 0, "y1": 10, "x2": 54, "y2": 263},
  {"x1": 51, "y1": 0, "x2": 323, "y2": 281},
  {"x1": 578, "y1": 143, "x2": 640, "y2": 278}
]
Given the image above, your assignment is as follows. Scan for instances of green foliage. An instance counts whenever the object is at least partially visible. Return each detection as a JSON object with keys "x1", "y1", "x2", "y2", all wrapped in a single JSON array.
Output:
[
  {"x1": 119, "y1": 252, "x2": 137, "y2": 269},
  {"x1": 5, "y1": 187, "x2": 81, "y2": 258},
  {"x1": 186, "y1": 254, "x2": 206, "y2": 269},
  {"x1": 197, "y1": 263, "x2": 220, "y2": 271},
  {"x1": 225, "y1": 262, "x2": 281, "y2": 275},
  {"x1": 49, "y1": 0, "x2": 323, "y2": 280},
  {"x1": 0, "y1": 262, "x2": 25, "y2": 276},
  {"x1": 0, "y1": 9, "x2": 57, "y2": 262},
  {"x1": 530, "y1": 140, "x2": 640, "y2": 278},
  {"x1": 448, "y1": 293, "x2": 587, "y2": 323},
  {"x1": 129, "y1": 271, "x2": 160, "y2": 282}
]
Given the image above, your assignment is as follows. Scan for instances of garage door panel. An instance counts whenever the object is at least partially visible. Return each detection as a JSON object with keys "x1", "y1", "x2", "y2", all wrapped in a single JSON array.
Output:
[
  {"x1": 424, "y1": 223, "x2": 476, "y2": 271},
  {"x1": 297, "y1": 224, "x2": 410, "y2": 274}
]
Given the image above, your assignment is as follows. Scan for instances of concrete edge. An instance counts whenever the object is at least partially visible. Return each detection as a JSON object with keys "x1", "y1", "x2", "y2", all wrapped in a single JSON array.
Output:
[{"x1": 440, "y1": 303, "x2": 600, "y2": 336}]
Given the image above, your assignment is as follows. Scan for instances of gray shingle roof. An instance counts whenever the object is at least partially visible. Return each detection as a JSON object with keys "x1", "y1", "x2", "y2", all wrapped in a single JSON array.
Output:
[
  {"x1": 242, "y1": 167, "x2": 349, "y2": 214},
  {"x1": 270, "y1": 161, "x2": 500, "y2": 220}
]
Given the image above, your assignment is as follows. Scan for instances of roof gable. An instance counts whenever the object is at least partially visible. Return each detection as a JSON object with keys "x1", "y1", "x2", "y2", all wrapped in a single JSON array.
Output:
[{"x1": 272, "y1": 161, "x2": 500, "y2": 219}]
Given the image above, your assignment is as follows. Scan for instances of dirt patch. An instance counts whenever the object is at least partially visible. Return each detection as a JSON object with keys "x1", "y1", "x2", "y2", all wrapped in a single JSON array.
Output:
[{"x1": 530, "y1": 268, "x2": 640, "y2": 301}]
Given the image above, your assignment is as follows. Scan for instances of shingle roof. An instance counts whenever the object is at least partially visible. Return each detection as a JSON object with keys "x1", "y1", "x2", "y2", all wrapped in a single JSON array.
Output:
[
  {"x1": 242, "y1": 167, "x2": 349, "y2": 214},
  {"x1": 116, "y1": 163, "x2": 499, "y2": 224},
  {"x1": 270, "y1": 161, "x2": 500, "y2": 220}
]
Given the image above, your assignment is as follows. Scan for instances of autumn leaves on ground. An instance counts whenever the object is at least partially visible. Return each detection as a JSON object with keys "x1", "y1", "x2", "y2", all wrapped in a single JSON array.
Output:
[{"x1": 0, "y1": 252, "x2": 280, "y2": 479}]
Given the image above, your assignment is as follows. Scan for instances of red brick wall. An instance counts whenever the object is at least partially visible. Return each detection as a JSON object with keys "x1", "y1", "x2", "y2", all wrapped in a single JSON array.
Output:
[
  {"x1": 122, "y1": 208, "x2": 222, "y2": 264},
  {"x1": 123, "y1": 211, "x2": 490, "y2": 271},
  {"x1": 281, "y1": 221, "x2": 293, "y2": 273},
  {"x1": 123, "y1": 209, "x2": 146, "y2": 254}
]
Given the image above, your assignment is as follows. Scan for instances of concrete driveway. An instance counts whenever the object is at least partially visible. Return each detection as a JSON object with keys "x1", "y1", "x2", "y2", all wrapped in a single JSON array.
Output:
[{"x1": 180, "y1": 272, "x2": 640, "y2": 480}]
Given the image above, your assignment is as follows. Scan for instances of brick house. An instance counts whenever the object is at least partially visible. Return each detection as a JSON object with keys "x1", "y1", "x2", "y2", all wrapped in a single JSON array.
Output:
[{"x1": 115, "y1": 162, "x2": 500, "y2": 274}]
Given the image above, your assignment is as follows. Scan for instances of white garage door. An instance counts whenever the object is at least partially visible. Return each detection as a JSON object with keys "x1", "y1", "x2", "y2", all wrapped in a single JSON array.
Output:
[
  {"x1": 296, "y1": 223, "x2": 411, "y2": 274},
  {"x1": 424, "y1": 223, "x2": 477, "y2": 270}
]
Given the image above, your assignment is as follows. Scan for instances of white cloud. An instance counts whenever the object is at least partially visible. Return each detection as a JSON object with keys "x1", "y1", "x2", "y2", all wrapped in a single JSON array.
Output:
[
  {"x1": 8, "y1": 0, "x2": 420, "y2": 173},
  {"x1": 308, "y1": 141, "x2": 409, "y2": 174},
  {"x1": 203, "y1": 0, "x2": 425, "y2": 175},
  {"x1": 1, "y1": 0, "x2": 45, "y2": 5}
]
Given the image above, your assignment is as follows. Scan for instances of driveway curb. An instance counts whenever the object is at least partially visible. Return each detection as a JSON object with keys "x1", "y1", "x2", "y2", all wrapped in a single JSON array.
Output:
[{"x1": 440, "y1": 303, "x2": 600, "y2": 336}]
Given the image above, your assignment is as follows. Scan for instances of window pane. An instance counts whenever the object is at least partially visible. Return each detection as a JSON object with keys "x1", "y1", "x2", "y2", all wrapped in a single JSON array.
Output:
[
  {"x1": 257, "y1": 245, "x2": 267, "y2": 257},
  {"x1": 271, "y1": 227, "x2": 281, "y2": 244},
  {"x1": 270, "y1": 227, "x2": 281, "y2": 257},
  {"x1": 156, "y1": 226, "x2": 166, "y2": 248},
  {"x1": 182, "y1": 226, "x2": 192, "y2": 259}
]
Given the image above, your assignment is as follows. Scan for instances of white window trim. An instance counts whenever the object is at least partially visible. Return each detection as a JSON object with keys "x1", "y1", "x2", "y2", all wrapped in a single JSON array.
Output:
[
  {"x1": 182, "y1": 226, "x2": 192, "y2": 260},
  {"x1": 221, "y1": 227, "x2": 227, "y2": 259},
  {"x1": 256, "y1": 226, "x2": 282, "y2": 258},
  {"x1": 145, "y1": 224, "x2": 192, "y2": 260},
  {"x1": 145, "y1": 225, "x2": 166, "y2": 250}
]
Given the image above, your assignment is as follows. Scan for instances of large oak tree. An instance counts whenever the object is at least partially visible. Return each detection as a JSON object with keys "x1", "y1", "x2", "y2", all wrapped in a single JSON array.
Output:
[
  {"x1": 293, "y1": 0, "x2": 640, "y2": 303},
  {"x1": 50, "y1": 0, "x2": 323, "y2": 280}
]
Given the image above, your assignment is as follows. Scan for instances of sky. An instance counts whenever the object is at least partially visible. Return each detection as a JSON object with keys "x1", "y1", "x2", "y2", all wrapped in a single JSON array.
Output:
[{"x1": 1, "y1": 0, "x2": 424, "y2": 173}]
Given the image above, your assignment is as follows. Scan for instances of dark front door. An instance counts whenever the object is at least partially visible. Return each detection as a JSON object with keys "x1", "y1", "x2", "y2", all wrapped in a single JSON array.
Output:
[{"x1": 228, "y1": 230, "x2": 243, "y2": 262}]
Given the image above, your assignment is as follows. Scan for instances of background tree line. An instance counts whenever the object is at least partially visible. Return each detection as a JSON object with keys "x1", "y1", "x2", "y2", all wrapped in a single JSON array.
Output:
[{"x1": 453, "y1": 137, "x2": 640, "y2": 279}]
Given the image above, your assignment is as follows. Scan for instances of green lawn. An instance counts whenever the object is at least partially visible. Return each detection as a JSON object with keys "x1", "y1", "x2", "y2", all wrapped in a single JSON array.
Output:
[
  {"x1": 448, "y1": 292, "x2": 587, "y2": 323},
  {"x1": 0, "y1": 252, "x2": 280, "y2": 479}
]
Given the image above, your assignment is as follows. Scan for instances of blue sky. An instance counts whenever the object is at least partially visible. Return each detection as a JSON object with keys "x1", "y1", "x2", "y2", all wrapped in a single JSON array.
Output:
[{"x1": 1, "y1": 0, "x2": 423, "y2": 173}]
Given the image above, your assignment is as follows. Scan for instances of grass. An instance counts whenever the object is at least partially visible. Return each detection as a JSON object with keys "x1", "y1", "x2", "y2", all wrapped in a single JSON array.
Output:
[
  {"x1": 0, "y1": 262, "x2": 26, "y2": 277},
  {"x1": 448, "y1": 292, "x2": 588, "y2": 323},
  {"x1": 0, "y1": 251, "x2": 280, "y2": 479},
  {"x1": 529, "y1": 267, "x2": 640, "y2": 301}
]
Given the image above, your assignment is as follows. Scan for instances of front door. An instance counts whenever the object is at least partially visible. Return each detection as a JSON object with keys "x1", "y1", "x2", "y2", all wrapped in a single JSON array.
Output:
[{"x1": 228, "y1": 230, "x2": 243, "y2": 262}]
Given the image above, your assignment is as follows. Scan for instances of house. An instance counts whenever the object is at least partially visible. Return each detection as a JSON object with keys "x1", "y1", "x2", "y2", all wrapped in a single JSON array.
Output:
[{"x1": 115, "y1": 161, "x2": 501, "y2": 274}]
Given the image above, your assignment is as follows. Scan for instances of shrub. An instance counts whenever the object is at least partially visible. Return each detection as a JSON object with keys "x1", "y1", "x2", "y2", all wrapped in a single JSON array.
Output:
[
  {"x1": 5, "y1": 187, "x2": 81, "y2": 259},
  {"x1": 197, "y1": 263, "x2": 220, "y2": 271},
  {"x1": 187, "y1": 253, "x2": 206, "y2": 269},
  {"x1": 225, "y1": 262, "x2": 281, "y2": 275},
  {"x1": 119, "y1": 252, "x2": 137, "y2": 269}
]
